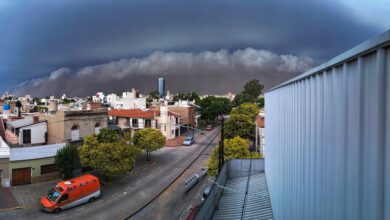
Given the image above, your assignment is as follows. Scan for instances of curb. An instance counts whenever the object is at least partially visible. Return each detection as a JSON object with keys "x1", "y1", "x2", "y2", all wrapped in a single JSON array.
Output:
[
  {"x1": 0, "y1": 205, "x2": 32, "y2": 212},
  {"x1": 133, "y1": 159, "x2": 157, "y2": 175}
]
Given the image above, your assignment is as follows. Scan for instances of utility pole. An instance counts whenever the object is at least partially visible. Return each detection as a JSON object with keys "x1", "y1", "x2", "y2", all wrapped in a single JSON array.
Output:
[{"x1": 218, "y1": 116, "x2": 225, "y2": 172}]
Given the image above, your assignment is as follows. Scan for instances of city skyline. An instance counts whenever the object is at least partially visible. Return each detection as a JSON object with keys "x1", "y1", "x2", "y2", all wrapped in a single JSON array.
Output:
[{"x1": 1, "y1": 0, "x2": 389, "y2": 96}]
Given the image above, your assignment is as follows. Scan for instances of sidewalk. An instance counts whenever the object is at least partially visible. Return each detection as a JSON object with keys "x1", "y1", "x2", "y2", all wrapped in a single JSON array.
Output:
[
  {"x1": 0, "y1": 188, "x2": 19, "y2": 210},
  {"x1": 11, "y1": 179, "x2": 59, "y2": 208},
  {"x1": 165, "y1": 130, "x2": 203, "y2": 147}
]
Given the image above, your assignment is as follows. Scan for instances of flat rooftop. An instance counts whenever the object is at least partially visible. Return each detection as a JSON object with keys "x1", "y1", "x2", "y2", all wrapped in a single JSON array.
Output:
[{"x1": 213, "y1": 173, "x2": 273, "y2": 220}]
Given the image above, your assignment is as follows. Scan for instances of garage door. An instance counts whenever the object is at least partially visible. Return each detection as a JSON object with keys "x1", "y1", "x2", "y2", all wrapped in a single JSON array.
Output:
[{"x1": 12, "y1": 167, "x2": 31, "y2": 186}]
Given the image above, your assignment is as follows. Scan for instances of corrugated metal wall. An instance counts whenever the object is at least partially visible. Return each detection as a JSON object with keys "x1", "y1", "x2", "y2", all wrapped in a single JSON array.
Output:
[{"x1": 265, "y1": 31, "x2": 390, "y2": 220}]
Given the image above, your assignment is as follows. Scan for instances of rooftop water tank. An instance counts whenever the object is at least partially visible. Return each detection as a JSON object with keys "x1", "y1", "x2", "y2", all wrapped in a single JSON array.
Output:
[{"x1": 3, "y1": 103, "x2": 10, "y2": 110}]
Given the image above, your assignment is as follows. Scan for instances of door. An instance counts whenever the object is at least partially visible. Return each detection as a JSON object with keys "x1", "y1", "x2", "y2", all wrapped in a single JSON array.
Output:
[
  {"x1": 12, "y1": 167, "x2": 31, "y2": 186},
  {"x1": 71, "y1": 125, "x2": 79, "y2": 141},
  {"x1": 23, "y1": 129, "x2": 31, "y2": 144}
]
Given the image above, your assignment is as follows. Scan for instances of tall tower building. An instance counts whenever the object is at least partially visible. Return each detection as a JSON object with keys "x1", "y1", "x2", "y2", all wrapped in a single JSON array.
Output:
[{"x1": 158, "y1": 77, "x2": 165, "y2": 98}]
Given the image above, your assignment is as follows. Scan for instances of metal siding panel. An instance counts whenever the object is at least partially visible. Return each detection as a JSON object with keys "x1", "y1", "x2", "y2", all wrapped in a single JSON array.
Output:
[
  {"x1": 265, "y1": 45, "x2": 389, "y2": 220},
  {"x1": 384, "y1": 47, "x2": 390, "y2": 220}
]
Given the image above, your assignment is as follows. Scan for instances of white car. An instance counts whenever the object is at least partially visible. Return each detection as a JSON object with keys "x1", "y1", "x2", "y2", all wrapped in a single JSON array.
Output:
[{"x1": 183, "y1": 136, "x2": 195, "y2": 146}]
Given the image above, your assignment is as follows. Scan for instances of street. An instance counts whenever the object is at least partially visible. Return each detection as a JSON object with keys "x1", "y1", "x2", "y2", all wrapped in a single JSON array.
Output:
[
  {"x1": 0, "y1": 128, "x2": 219, "y2": 220},
  {"x1": 130, "y1": 133, "x2": 217, "y2": 220}
]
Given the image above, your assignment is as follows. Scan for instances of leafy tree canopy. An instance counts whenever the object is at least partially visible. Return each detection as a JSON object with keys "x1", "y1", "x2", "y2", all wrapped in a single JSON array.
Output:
[
  {"x1": 207, "y1": 137, "x2": 261, "y2": 176},
  {"x1": 230, "y1": 103, "x2": 260, "y2": 120},
  {"x1": 55, "y1": 144, "x2": 79, "y2": 180},
  {"x1": 147, "y1": 90, "x2": 160, "y2": 106},
  {"x1": 133, "y1": 128, "x2": 166, "y2": 160},
  {"x1": 233, "y1": 79, "x2": 264, "y2": 106},
  {"x1": 173, "y1": 92, "x2": 200, "y2": 104},
  {"x1": 199, "y1": 96, "x2": 232, "y2": 122},
  {"x1": 78, "y1": 131, "x2": 139, "y2": 178},
  {"x1": 96, "y1": 128, "x2": 121, "y2": 143},
  {"x1": 224, "y1": 114, "x2": 255, "y2": 140}
]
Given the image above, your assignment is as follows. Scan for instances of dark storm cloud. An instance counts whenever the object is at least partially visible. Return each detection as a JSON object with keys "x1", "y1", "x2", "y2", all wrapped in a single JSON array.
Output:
[
  {"x1": 14, "y1": 48, "x2": 316, "y2": 97},
  {"x1": 0, "y1": 0, "x2": 389, "y2": 95}
]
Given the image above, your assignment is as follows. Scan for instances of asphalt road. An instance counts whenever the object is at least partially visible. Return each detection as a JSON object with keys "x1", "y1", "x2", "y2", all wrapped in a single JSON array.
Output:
[
  {"x1": 0, "y1": 128, "x2": 220, "y2": 220},
  {"x1": 130, "y1": 133, "x2": 217, "y2": 220}
]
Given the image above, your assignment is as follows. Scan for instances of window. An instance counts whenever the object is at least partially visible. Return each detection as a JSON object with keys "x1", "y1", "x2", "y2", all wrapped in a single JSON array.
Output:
[
  {"x1": 71, "y1": 125, "x2": 79, "y2": 141},
  {"x1": 59, "y1": 194, "x2": 68, "y2": 203},
  {"x1": 132, "y1": 119, "x2": 138, "y2": 128},
  {"x1": 22, "y1": 129, "x2": 31, "y2": 144},
  {"x1": 41, "y1": 164, "x2": 59, "y2": 175},
  {"x1": 145, "y1": 119, "x2": 152, "y2": 128},
  {"x1": 94, "y1": 122, "x2": 101, "y2": 134},
  {"x1": 47, "y1": 188, "x2": 61, "y2": 202}
]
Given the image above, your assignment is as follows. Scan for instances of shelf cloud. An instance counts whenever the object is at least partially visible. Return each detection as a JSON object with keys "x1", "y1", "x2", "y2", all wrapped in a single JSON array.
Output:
[{"x1": 15, "y1": 48, "x2": 316, "y2": 97}]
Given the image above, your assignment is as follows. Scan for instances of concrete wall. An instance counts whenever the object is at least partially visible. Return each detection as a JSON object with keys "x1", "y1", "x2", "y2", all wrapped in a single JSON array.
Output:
[
  {"x1": 39, "y1": 111, "x2": 65, "y2": 144},
  {"x1": 265, "y1": 31, "x2": 390, "y2": 220},
  {"x1": 19, "y1": 122, "x2": 47, "y2": 145},
  {"x1": 0, "y1": 158, "x2": 10, "y2": 187},
  {"x1": 10, "y1": 157, "x2": 55, "y2": 177},
  {"x1": 168, "y1": 106, "x2": 196, "y2": 127},
  {"x1": 40, "y1": 109, "x2": 108, "y2": 144}
]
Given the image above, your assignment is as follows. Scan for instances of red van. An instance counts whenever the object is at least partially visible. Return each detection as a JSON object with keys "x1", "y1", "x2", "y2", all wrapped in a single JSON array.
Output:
[{"x1": 40, "y1": 174, "x2": 101, "y2": 213}]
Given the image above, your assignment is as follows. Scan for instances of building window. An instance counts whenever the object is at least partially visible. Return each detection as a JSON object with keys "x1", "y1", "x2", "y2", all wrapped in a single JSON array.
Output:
[
  {"x1": 71, "y1": 125, "x2": 79, "y2": 141},
  {"x1": 41, "y1": 164, "x2": 59, "y2": 175},
  {"x1": 22, "y1": 129, "x2": 31, "y2": 144},
  {"x1": 145, "y1": 119, "x2": 152, "y2": 128},
  {"x1": 132, "y1": 119, "x2": 138, "y2": 128},
  {"x1": 94, "y1": 122, "x2": 101, "y2": 134}
]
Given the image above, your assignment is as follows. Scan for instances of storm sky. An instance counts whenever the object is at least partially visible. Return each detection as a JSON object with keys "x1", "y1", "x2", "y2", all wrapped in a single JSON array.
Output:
[{"x1": 1, "y1": 0, "x2": 389, "y2": 97}]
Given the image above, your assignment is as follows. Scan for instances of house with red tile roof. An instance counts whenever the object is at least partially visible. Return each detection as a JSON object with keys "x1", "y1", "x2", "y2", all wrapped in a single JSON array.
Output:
[{"x1": 108, "y1": 106, "x2": 179, "y2": 140}]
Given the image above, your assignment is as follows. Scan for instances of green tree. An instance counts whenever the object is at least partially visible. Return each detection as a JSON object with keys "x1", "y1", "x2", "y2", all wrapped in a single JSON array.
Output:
[
  {"x1": 233, "y1": 79, "x2": 264, "y2": 106},
  {"x1": 133, "y1": 128, "x2": 165, "y2": 161},
  {"x1": 199, "y1": 96, "x2": 232, "y2": 122},
  {"x1": 173, "y1": 92, "x2": 200, "y2": 104},
  {"x1": 78, "y1": 134, "x2": 139, "y2": 178},
  {"x1": 256, "y1": 97, "x2": 265, "y2": 108},
  {"x1": 224, "y1": 114, "x2": 255, "y2": 140},
  {"x1": 230, "y1": 103, "x2": 260, "y2": 120},
  {"x1": 147, "y1": 90, "x2": 160, "y2": 107},
  {"x1": 55, "y1": 144, "x2": 79, "y2": 179},
  {"x1": 207, "y1": 137, "x2": 251, "y2": 176},
  {"x1": 96, "y1": 128, "x2": 121, "y2": 143}
]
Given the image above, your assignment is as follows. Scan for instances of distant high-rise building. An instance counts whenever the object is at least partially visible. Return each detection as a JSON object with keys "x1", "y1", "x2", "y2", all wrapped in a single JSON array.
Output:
[{"x1": 158, "y1": 77, "x2": 165, "y2": 98}]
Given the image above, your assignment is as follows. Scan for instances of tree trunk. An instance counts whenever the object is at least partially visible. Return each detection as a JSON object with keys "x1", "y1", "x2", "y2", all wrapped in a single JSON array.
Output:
[{"x1": 146, "y1": 150, "x2": 150, "y2": 161}]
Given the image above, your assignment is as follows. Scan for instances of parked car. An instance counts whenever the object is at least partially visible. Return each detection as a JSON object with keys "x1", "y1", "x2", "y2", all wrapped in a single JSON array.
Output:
[
  {"x1": 202, "y1": 184, "x2": 213, "y2": 201},
  {"x1": 183, "y1": 136, "x2": 195, "y2": 146},
  {"x1": 199, "y1": 167, "x2": 207, "y2": 179},
  {"x1": 40, "y1": 174, "x2": 101, "y2": 213},
  {"x1": 184, "y1": 174, "x2": 200, "y2": 191},
  {"x1": 205, "y1": 124, "x2": 214, "y2": 131},
  {"x1": 186, "y1": 204, "x2": 201, "y2": 220}
]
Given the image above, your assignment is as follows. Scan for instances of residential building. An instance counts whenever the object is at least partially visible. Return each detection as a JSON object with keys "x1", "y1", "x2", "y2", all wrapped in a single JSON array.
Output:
[
  {"x1": 265, "y1": 30, "x2": 390, "y2": 219},
  {"x1": 9, "y1": 143, "x2": 65, "y2": 186},
  {"x1": 0, "y1": 136, "x2": 10, "y2": 187},
  {"x1": 255, "y1": 113, "x2": 265, "y2": 155},
  {"x1": 5, "y1": 116, "x2": 47, "y2": 146},
  {"x1": 38, "y1": 109, "x2": 108, "y2": 144},
  {"x1": 167, "y1": 100, "x2": 198, "y2": 130},
  {"x1": 92, "y1": 92, "x2": 105, "y2": 103},
  {"x1": 106, "y1": 93, "x2": 118, "y2": 105},
  {"x1": 108, "y1": 106, "x2": 179, "y2": 139}
]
